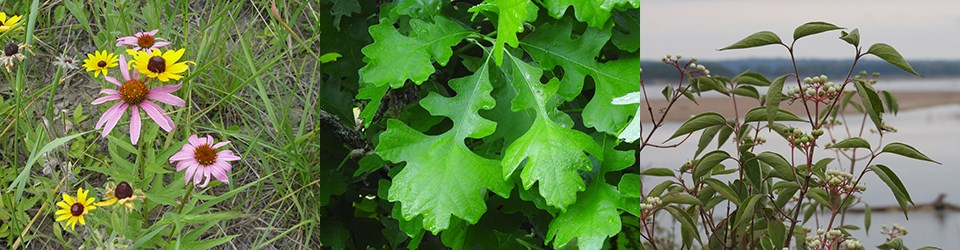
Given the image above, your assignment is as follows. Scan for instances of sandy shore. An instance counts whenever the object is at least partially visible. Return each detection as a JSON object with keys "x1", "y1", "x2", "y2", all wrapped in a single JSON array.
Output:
[{"x1": 639, "y1": 91, "x2": 960, "y2": 123}]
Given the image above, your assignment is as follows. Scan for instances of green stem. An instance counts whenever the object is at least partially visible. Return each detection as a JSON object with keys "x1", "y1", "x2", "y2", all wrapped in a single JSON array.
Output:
[{"x1": 168, "y1": 184, "x2": 195, "y2": 239}]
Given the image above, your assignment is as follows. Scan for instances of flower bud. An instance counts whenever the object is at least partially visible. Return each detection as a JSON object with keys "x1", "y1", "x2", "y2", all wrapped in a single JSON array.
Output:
[
  {"x1": 689, "y1": 63, "x2": 697, "y2": 68},
  {"x1": 824, "y1": 81, "x2": 834, "y2": 88},
  {"x1": 804, "y1": 77, "x2": 813, "y2": 84},
  {"x1": 820, "y1": 75, "x2": 828, "y2": 82},
  {"x1": 691, "y1": 56, "x2": 698, "y2": 61},
  {"x1": 806, "y1": 88, "x2": 816, "y2": 96},
  {"x1": 704, "y1": 69, "x2": 710, "y2": 75},
  {"x1": 812, "y1": 76, "x2": 821, "y2": 83},
  {"x1": 675, "y1": 54, "x2": 682, "y2": 59},
  {"x1": 696, "y1": 65, "x2": 706, "y2": 71}
]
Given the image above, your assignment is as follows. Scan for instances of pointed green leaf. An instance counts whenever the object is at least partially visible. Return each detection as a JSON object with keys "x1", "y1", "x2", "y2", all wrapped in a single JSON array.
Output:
[
  {"x1": 662, "y1": 193, "x2": 702, "y2": 206},
  {"x1": 882, "y1": 90, "x2": 899, "y2": 115},
  {"x1": 732, "y1": 71, "x2": 771, "y2": 86},
  {"x1": 867, "y1": 43, "x2": 923, "y2": 77},
  {"x1": 840, "y1": 28, "x2": 860, "y2": 47},
  {"x1": 871, "y1": 164, "x2": 913, "y2": 218},
  {"x1": 695, "y1": 150, "x2": 731, "y2": 181},
  {"x1": 720, "y1": 31, "x2": 783, "y2": 50},
  {"x1": 639, "y1": 168, "x2": 675, "y2": 177},
  {"x1": 793, "y1": 21, "x2": 843, "y2": 40},
  {"x1": 744, "y1": 107, "x2": 803, "y2": 123},
  {"x1": 881, "y1": 142, "x2": 940, "y2": 164},
  {"x1": 865, "y1": 204, "x2": 872, "y2": 235},
  {"x1": 703, "y1": 178, "x2": 741, "y2": 205},
  {"x1": 757, "y1": 151, "x2": 795, "y2": 182},
  {"x1": 669, "y1": 112, "x2": 727, "y2": 140},
  {"x1": 853, "y1": 81, "x2": 885, "y2": 131},
  {"x1": 765, "y1": 75, "x2": 788, "y2": 126},
  {"x1": 827, "y1": 137, "x2": 871, "y2": 149}
]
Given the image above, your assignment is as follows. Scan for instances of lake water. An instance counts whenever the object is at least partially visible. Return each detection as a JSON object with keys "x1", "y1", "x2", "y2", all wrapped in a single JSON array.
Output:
[{"x1": 638, "y1": 83, "x2": 960, "y2": 248}]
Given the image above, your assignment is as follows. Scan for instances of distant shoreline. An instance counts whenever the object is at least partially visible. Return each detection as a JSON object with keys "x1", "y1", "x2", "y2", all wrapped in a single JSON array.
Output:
[{"x1": 640, "y1": 91, "x2": 960, "y2": 123}]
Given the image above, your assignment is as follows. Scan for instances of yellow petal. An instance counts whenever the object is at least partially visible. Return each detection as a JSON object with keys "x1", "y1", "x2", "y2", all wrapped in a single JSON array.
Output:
[
  {"x1": 55, "y1": 209, "x2": 70, "y2": 215},
  {"x1": 77, "y1": 188, "x2": 86, "y2": 203},
  {"x1": 68, "y1": 217, "x2": 78, "y2": 229},
  {"x1": 57, "y1": 201, "x2": 70, "y2": 209},
  {"x1": 55, "y1": 214, "x2": 71, "y2": 222},
  {"x1": 8, "y1": 15, "x2": 20, "y2": 25},
  {"x1": 164, "y1": 48, "x2": 186, "y2": 63},
  {"x1": 85, "y1": 197, "x2": 96, "y2": 206},
  {"x1": 96, "y1": 198, "x2": 118, "y2": 207},
  {"x1": 1, "y1": 12, "x2": 6, "y2": 22},
  {"x1": 79, "y1": 216, "x2": 86, "y2": 225},
  {"x1": 62, "y1": 193, "x2": 75, "y2": 205},
  {"x1": 166, "y1": 63, "x2": 189, "y2": 74}
]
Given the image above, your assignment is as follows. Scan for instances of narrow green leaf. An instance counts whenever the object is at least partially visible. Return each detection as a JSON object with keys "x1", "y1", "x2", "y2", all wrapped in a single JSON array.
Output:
[
  {"x1": 669, "y1": 112, "x2": 727, "y2": 140},
  {"x1": 767, "y1": 220, "x2": 786, "y2": 248},
  {"x1": 735, "y1": 194, "x2": 764, "y2": 229},
  {"x1": 744, "y1": 107, "x2": 803, "y2": 123},
  {"x1": 827, "y1": 137, "x2": 871, "y2": 149},
  {"x1": 732, "y1": 85, "x2": 760, "y2": 99},
  {"x1": 639, "y1": 168, "x2": 675, "y2": 177},
  {"x1": 765, "y1": 75, "x2": 788, "y2": 126},
  {"x1": 757, "y1": 152, "x2": 795, "y2": 181},
  {"x1": 871, "y1": 164, "x2": 913, "y2": 218},
  {"x1": 732, "y1": 72, "x2": 771, "y2": 86},
  {"x1": 703, "y1": 178, "x2": 741, "y2": 205},
  {"x1": 694, "y1": 151, "x2": 730, "y2": 181},
  {"x1": 663, "y1": 193, "x2": 702, "y2": 206},
  {"x1": 867, "y1": 43, "x2": 923, "y2": 77},
  {"x1": 695, "y1": 125, "x2": 721, "y2": 157},
  {"x1": 793, "y1": 21, "x2": 843, "y2": 40},
  {"x1": 881, "y1": 142, "x2": 940, "y2": 164},
  {"x1": 853, "y1": 81, "x2": 885, "y2": 131},
  {"x1": 881, "y1": 90, "x2": 899, "y2": 115},
  {"x1": 865, "y1": 204, "x2": 872, "y2": 236},
  {"x1": 720, "y1": 31, "x2": 783, "y2": 50},
  {"x1": 840, "y1": 28, "x2": 860, "y2": 47},
  {"x1": 8, "y1": 131, "x2": 91, "y2": 201}
]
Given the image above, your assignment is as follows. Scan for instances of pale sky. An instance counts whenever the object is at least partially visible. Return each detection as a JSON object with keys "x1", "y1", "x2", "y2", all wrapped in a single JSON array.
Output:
[{"x1": 641, "y1": 0, "x2": 960, "y2": 60}]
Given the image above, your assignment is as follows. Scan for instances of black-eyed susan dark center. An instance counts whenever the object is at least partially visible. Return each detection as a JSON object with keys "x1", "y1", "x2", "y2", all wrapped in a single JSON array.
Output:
[
  {"x1": 115, "y1": 182, "x2": 133, "y2": 199},
  {"x1": 194, "y1": 144, "x2": 218, "y2": 166},
  {"x1": 147, "y1": 56, "x2": 166, "y2": 73},
  {"x1": 97, "y1": 61, "x2": 106, "y2": 68},
  {"x1": 137, "y1": 34, "x2": 156, "y2": 48},
  {"x1": 4, "y1": 42, "x2": 17, "y2": 57},
  {"x1": 119, "y1": 79, "x2": 148, "y2": 104},
  {"x1": 70, "y1": 203, "x2": 84, "y2": 216}
]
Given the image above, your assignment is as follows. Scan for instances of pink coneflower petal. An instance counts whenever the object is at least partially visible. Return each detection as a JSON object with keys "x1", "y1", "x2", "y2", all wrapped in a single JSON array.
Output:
[
  {"x1": 188, "y1": 134, "x2": 202, "y2": 146},
  {"x1": 218, "y1": 151, "x2": 241, "y2": 161},
  {"x1": 184, "y1": 162, "x2": 198, "y2": 184},
  {"x1": 130, "y1": 106, "x2": 141, "y2": 144},
  {"x1": 102, "y1": 104, "x2": 128, "y2": 137},
  {"x1": 213, "y1": 141, "x2": 230, "y2": 149},
  {"x1": 170, "y1": 150, "x2": 194, "y2": 163},
  {"x1": 119, "y1": 54, "x2": 130, "y2": 81},
  {"x1": 139, "y1": 101, "x2": 175, "y2": 132},
  {"x1": 195, "y1": 167, "x2": 208, "y2": 187},
  {"x1": 92, "y1": 94, "x2": 120, "y2": 105},
  {"x1": 96, "y1": 102, "x2": 124, "y2": 130},
  {"x1": 116, "y1": 36, "x2": 138, "y2": 46},
  {"x1": 211, "y1": 167, "x2": 229, "y2": 183},
  {"x1": 147, "y1": 87, "x2": 185, "y2": 106},
  {"x1": 145, "y1": 29, "x2": 159, "y2": 36},
  {"x1": 105, "y1": 76, "x2": 122, "y2": 87},
  {"x1": 154, "y1": 41, "x2": 172, "y2": 48}
]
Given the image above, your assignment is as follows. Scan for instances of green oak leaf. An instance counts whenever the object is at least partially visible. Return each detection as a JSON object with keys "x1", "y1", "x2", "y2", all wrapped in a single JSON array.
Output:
[
  {"x1": 547, "y1": 136, "x2": 631, "y2": 249},
  {"x1": 501, "y1": 51, "x2": 603, "y2": 211},
  {"x1": 469, "y1": 0, "x2": 538, "y2": 65},
  {"x1": 376, "y1": 60, "x2": 512, "y2": 234},
  {"x1": 359, "y1": 16, "x2": 471, "y2": 89},
  {"x1": 611, "y1": 10, "x2": 639, "y2": 52},
  {"x1": 543, "y1": 0, "x2": 640, "y2": 28},
  {"x1": 330, "y1": 0, "x2": 360, "y2": 29},
  {"x1": 522, "y1": 20, "x2": 640, "y2": 134},
  {"x1": 357, "y1": 16, "x2": 472, "y2": 125},
  {"x1": 390, "y1": 0, "x2": 444, "y2": 19}
]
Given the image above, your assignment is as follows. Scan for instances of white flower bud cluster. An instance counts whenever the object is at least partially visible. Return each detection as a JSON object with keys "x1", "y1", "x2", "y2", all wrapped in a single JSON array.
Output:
[
  {"x1": 687, "y1": 62, "x2": 711, "y2": 76},
  {"x1": 843, "y1": 239, "x2": 864, "y2": 249},
  {"x1": 826, "y1": 229, "x2": 842, "y2": 239},
  {"x1": 825, "y1": 169, "x2": 854, "y2": 186},
  {"x1": 788, "y1": 75, "x2": 839, "y2": 99},
  {"x1": 641, "y1": 196, "x2": 663, "y2": 210},
  {"x1": 881, "y1": 224, "x2": 909, "y2": 238},
  {"x1": 805, "y1": 235, "x2": 822, "y2": 247}
]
